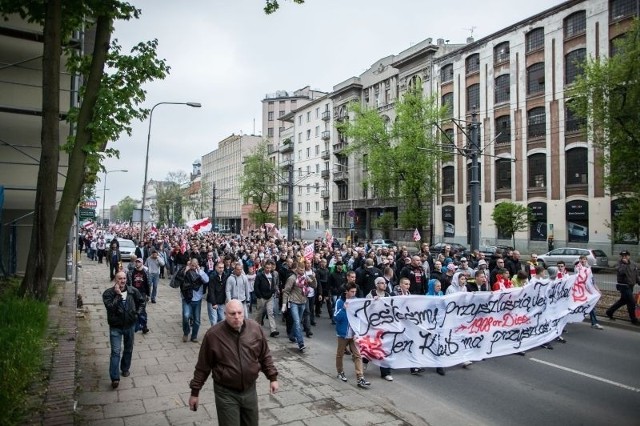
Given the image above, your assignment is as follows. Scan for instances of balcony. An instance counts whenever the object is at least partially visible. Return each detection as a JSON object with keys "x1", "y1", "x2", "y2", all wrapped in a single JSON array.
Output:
[
  {"x1": 321, "y1": 150, "x2": 330, "y2": 160},
  {"x1": 333, "y1": 171, "x2": 349, "y2": 182},
  {"x1": 321, "y1": 209, "x2": 330, "y2": 219},
  {"x1": 280, "y1": 139, "x2": 293, "y2": 153},
  {"x1": 333, "y1": 142, "x2": 348, "y2": 155},
  {"x1": 321, "y1": 130, "x2": 331, "y2": 141},
  {"x1": 321, "y1": 190, "x2": 330, "y2": 199},
  {"x1": 321, "y1": 111, "x2": 331, "y2": 121},
  {"x1": 321, "y1": 169, "x2": 330, "y2": 179},
  {"x1": 279, "y1": 159, "x2": 293, "y2": 169},
  {"x1": 279, "y1": 194, "x2": 289, "y2": 202}
]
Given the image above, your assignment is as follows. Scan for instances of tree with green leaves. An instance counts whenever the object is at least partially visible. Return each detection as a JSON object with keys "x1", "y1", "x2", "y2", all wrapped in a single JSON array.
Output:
[
  {"x1": 264, "y1": 0, "x2": 305, "y2": 14},
  {"x1": 338, "y1": 81, "x2": 445, "y2": 239},
  {"x1": 115, "y1": 196, "x2": 138, "y2": 222},
  {"x1": 491, "y1": 202, "x2": 532, "y2": 249},
  {"x1": 240, "y1": 142, "x2": 277, "y2": 229},
  {"x1": 0, "y1": 1, "x2": 169, "y2": 299},
  {"x1": 373, "y1": 212, "x2": 395, "y2": 239},
  {"x1": 569, "y1": 19, "x2": 640, "y2": 241},
  {"x1": 155, "y1": 171, "x2": 188, "y2": 226}
]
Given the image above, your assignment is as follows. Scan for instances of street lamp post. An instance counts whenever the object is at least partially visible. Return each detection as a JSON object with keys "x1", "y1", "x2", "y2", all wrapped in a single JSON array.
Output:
[
  {"x1": 139, "y1": 101, "x2": 201, "y2": 243},
  {"x1": 102, "y1": 169, "x2": 128, "y2": 226}
]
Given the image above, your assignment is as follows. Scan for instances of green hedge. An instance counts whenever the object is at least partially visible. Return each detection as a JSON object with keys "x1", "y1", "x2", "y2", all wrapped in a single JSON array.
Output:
[{"x1": 0, "y1": 280, "x2": 48, "y2": 426}]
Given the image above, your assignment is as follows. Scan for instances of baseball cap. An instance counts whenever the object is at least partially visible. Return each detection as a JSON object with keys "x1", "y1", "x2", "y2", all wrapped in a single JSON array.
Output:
[
  {"x1": 447, "y1": 263, "x2": 457, "y2": 271},
  {"x1": 135, "y1": 258, "x2": 143, "y2": 263},
  {"x1": 620, "y1": 250, "x2": 630, "y2": 256},
  {"x1": 477, "y1": 259, "x2": 487, "y2": 267}
]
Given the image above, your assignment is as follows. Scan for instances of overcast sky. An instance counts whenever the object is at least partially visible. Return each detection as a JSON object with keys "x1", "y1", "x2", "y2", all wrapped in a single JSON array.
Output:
[{"x1": 101, "y1": 0, "x2": 565, "y2": 211}]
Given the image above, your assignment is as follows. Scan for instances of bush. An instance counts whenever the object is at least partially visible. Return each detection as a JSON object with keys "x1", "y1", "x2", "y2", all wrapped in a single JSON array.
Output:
[{"x1": 0, "y1": 279, "x2": 48, "y2": 426}]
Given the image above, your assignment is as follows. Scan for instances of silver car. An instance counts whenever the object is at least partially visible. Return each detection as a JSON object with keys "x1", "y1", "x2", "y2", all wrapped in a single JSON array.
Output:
[
  {"x1": 117, "y1": 238, "x2": 136, "y2": 261},
  {"x1": 537, "y1": 247, "x2": 608, "y2": 272}
]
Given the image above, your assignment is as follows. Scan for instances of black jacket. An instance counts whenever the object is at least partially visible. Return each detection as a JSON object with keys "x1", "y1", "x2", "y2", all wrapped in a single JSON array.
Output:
[
  {"x1": 207, "y1": 272, "x2": 228, "y2": 305},
  {"x1": 103, "y1": 285, "x2": 145, "y2": 328},
  {"x1": 254, "y1": 270, "x2": 279, "y2": 300}
]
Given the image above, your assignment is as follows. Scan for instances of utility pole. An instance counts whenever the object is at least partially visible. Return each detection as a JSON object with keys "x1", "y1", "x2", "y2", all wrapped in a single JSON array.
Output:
[
  {"x1": 211, "y1": 183, "x2": 216, "y2": 232},
  {"x1": 469, "y1": 112, "x2": 480, "y2": 252},
  {"x1": 287, "y1": 164, "x2": 294, "y2": 241}
]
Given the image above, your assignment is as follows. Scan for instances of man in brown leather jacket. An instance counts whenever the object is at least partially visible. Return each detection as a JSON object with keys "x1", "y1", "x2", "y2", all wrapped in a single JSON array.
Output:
[{"x1": 188, "y1": 300, "x2": 278, "y2": 425}]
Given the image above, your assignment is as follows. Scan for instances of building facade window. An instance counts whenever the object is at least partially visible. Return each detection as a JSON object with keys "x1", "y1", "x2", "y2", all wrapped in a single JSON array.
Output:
[
  {"x1": 496, "y1": 159, "x2": 512, "y2": 189},
  {"x1": 610, "y1": 0, "x2": 638, "y2": 22},
  {"x1": 267, "y1": 111, "x2": 274, "y2": 121},
  {"x1": 440, "y1": 64, "x2": 454, "y2": 82},
  {"x1": 495, "y1": 115, "x2": 511, "y2": 144},
  {"x1": 527, "y1": 63, "x2": 545, "y2": 94},
  {"x1": 565, "y1": 102, "x2": 585, "y2": 133},
  {"x1": 528, "y1": 153, "x2": 546, "y2": 188},
  {"x1": 494, "y1": 41, "x2": 510, "y2": 64},
  {"x1": 528, "y1": 107, "x2": 546, "y2": 138},
  {"x1": 564, "y1": 10, "x2": 586, "y2": 38},
  {"x1": 494, "y1": 74, "x2": 510, "y2": 104},
  {"x1": 267, "y1": 127, "x2": 274, "y2": 137},
  {"x1": 566, "y1": 148, "x2": 588, "y2": 184},
  {"x1": 338, "y1": 183, "x2": 348, "y2": 200},
  {"x1": 443, "y1": 128, "x2": 455, "y2": 155},
  {"x1": 442, "y1": 166, "x2": 455, "y2": 194},
  {"x1": 467, "y1": 84, "x2": 480, "y2": 111},
  {"x1": 565, "y1": 48, "x2": 586, "y2": 85},
  {"x1": 278, "y1": 110, "x2": 285, "y2": 117},
  {"x1": 466, "y1": 53, "x2": 480, "y2": 75},
  {"x1": 306, "y1": 202, "x2": 310, "y2": 212},
  {"x1": 526, "y1": 27, "x2": 545, "y2": 52},
  {"x1": 610, "y1": 34, "x2": 626, "y2": 56},
  {"x1": 441, "y1": 92, "x2": 454, "y2": 118}
]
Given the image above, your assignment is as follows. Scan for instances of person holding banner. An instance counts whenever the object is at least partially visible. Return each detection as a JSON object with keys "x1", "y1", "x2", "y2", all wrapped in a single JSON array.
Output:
[
  {"x1": 364, "y1": 277, "x2": 393, "y2": 381},
  {"x1": 335, "y1": 282, "x2": 371, "y2": 388}
]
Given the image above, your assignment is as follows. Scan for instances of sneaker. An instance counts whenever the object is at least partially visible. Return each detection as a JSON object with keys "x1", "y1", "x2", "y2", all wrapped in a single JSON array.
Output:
[
  {"x1": 111, "y1": 380, "x2": 119, "y2": 389},
  {"x1": 299, "y1": 345, "x2": 306, "y2": 353},
  {"x1": 337, "y1": 371, "x2": 347, "y2": 382},
  {"x1": 182, "y1": 335, "x2": 188, "y2": 342},
  {"x1": 357, "y1": 377, "x2": 371, "y2": 388},
  {"x1": 191, "y1": 339, "x2": 199, "y2": 343},
  {"x1": 591, "y1": 323, "x2": 604, "y2": 330},
  {"x1": 151, "y1": 299, "x2": 156, "y2": 304},
  {"x1": 606, "y1": 312, "x2": 615, "y2": 320},
  {"x1": 436, "y1": 367, "x2": 445, "y2": 376},
  {"x1": 410, "y1": 368, "x2": 422, "y2": 375},
  {"x1": 462, "y1": 361, "x2": 472, "y2": 368},
  {"x1": 306, "y1": 331, "x2": 313, "y2": 338},
  {"x1": 541, "y1": 343, "x2": 553, "y2": 350},
  {"x1": 383, "y1": 375, "x2": 393, "y2": 381},
  {"x1": 142, "y1": 327, "x2": 150, "y2": 334},
  {"x1": 121, "y1": 370, "x2": 130, "y2": 377},
  {"x1": 556, "y1": 336, "x2": 567, "y2": 343},
  {"x1": 270, "y1": 331, "x2": 280, "y2": 337}
]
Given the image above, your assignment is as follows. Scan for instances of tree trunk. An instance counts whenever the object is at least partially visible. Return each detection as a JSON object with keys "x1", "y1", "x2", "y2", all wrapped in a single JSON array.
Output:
[
  {"x1": 47, "y1": 14, "x2": 113, "y2": 283},
  {"x1": 19, "y1": 0, "x2": 62, "y2": 301}
]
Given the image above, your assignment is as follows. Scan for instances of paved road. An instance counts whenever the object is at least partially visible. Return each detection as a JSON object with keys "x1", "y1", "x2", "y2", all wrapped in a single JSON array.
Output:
[{"x1": 300, "y1": 307, "x2": 640, "y2": 426}]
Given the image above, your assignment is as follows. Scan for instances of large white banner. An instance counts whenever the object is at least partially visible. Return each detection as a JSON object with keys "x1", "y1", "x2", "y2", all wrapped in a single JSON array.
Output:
[{"x1": 346, "y1": 272, "x2": 600, "y2": 368}]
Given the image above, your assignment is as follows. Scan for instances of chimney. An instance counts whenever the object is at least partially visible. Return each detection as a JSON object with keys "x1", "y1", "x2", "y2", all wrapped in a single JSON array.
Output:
[
  {"x1": 467, "y1": 36, "x2": 474, "y2": 44},
  {"x1": 437, "y1": 38, "x2": 444, "y2": 46}
]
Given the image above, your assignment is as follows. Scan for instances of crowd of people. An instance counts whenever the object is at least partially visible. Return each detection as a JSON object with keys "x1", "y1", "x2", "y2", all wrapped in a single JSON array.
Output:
[{"x1": 94, "y1": 225, "x2": 637, "y2": 398}]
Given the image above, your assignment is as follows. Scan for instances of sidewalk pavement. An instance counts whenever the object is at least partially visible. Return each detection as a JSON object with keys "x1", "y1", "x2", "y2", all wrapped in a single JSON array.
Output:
[{"x1": 74, "y1": 260, "x2": 421, "y2": 425}]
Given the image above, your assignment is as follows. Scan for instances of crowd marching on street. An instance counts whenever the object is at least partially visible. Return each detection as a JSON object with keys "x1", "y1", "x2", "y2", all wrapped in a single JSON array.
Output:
[{"x1": 83, "y1": 222, "x2": 638, "y2": 422}]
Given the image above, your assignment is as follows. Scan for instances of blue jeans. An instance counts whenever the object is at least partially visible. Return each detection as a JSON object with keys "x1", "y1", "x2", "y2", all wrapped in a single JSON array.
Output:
[
  {"x1": 109, "y1": 325, "x2": 135, "y2": 380},
  {"x1": 150, "y1": 273, "x2": 159, "y2": 301},
  {"x1": 289, "y1": 302, "x2": 306, "y2": 348},
  {"x1": 182, "y1": 298, "x2": 202, "y2": 340},
  {"x1": 207, "y1": 303, "x2": 225, "y2": 326}
]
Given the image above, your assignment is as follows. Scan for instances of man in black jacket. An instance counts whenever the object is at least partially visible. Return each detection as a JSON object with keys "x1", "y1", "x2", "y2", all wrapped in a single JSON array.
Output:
[
  {"x1": 400, "y1": 255, "x2": 428, "y2": 295},
  {"x1": 206, "y1": 262, "x2": 228, "y2": 326},
  {"x1": 253, "y1": 260, "x2": 280, "y2": 337},
  {"x1": 103, "y1": 271, "x2": 146, "y2": 389},
  {"x1": 606, "y1": 250, "x2": 640, "y2": 324}
]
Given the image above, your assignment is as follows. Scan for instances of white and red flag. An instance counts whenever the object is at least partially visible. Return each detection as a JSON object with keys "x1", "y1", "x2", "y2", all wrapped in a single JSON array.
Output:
[
  {"x1": 324, "y1": 229, "x2": 333, "y2": 247},
  {"x1": 303, "y1": 242, "x2": 314, "y2": 261},
  {"x1": 413, "y1": 228, "x2": 421, "y2": 242},
  {"x1": 186, "y1": 217, "x2": 212, "y2": 233}
]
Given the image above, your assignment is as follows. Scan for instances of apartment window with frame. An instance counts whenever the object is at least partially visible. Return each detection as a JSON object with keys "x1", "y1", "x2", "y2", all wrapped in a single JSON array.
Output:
[
  {"x1": 316, "y1": 107, "x2": 320, "y2": 118},
  {"x1": 315, "y1": 201, "x2": 319, "y2": 211},
  {"x1": 443, "y1": 128, "x2": 455, "y2": 155},
  {"x1": 565, "y1": 102, "x2": 585, "y2": 132},
  {"x1": 306, "y1": 130, "x2": 311, "y2": 140},
  {"x1": 440, "y1": 64, "x2": 454, "y2": 82},
  {"x1": 315, "y1": 145, "x2": 319, "y2": 155},
  {"x1": 306, "y1": 184, "x2": 310, "y2": 194},
  {"x1": 466, "y1": 53, "x2": 480, "y2": 75},
  {"x1": 315, "y1": 221, "x2": 320, "y2": 229},
  {"x1": 610, "y1": 34, "x2": 626, "y2": 56},
  {"x1": 566, "y1": 148, "x2": 588, "y2": 184},
  {"x1": 564, "y1": 11, "x2": 586, "y2": 38},
  {"x1": 610, "y1": 0, "x2": 638, "y2": 22},
  {"x1": 315, "y1": 126, "x2": 319, "y2": 137},
  {"x1": 268, "y1": 111, "x2": 274, "y2": 121},
  {"x1": 442, "y1": 92, "x2": 454, "y2": 118},
  {"x1": 278, "y1": 110, "x2": 285, "y2": 117},
  {"x1": 278, "y1": 126, "x2": 284, "y2": 135},
  {"x1": 298, "y1": 115, "x2": 302, "y2": 125},
  {"x1": 298, "y1": 167, "x2": 302, "y2": 177},
  {"x1": 298, "y1": 150, "x2": 302, "y2": 159},
  {"x1": 306, "y1": 165, "x2": 310, "y2": 174},
  {"x1": 527, "y1": 63, "x2": 545, "y2": 94},
  {"x1": 316, "y1": 163, "x2": 320, "y2": 173},
  {"x1": 297, "y1": 202, "x2": 302, "y2": 212},
  {"x1": 526, "y1": 28, "x2": 545, "y2": 53},
  {"x1": 495, "y1": 115, "x2": 511, "y2": 144},
  {"x1": 306, "y1": 202, "x2": 310, "y2": 212},
  {"x1": 565, "y1": 48, "x2": 586, "y2": 85},
  {"x1": 267, "y1": 127, "x2": 274, "y2": 137},
  {"x1": 338, "y1": 183, "x2": 348, "y2": 200},
  {"x1": 298, "y1": 186, "x2": 302, "y2": 195},
  {"x1": 306, "y1": 112, "x2": 311, "y2": 122},
  {"x1": 467, "y1": 84, "x2": 480, "y2": 111},
  {"x1": 494, "y1": 41, "x2": 510, "y2": 64},
  {"x1": 315, "y1": 183, "x2": 319, "y2": 193},
  {"x1": 528, "y1": 154, "x2": 547, "y2": 188},
  {"x1": 442, "y1": 166, "x2": 455, "y2": 194},
  {"x1": 494, "y1": 74, "x2": 510, "y2": 104},
  {"x1": 528, "y1": 107, "x2": 546, "y2": 138},
  {"x1": 298, "y1": 132, "x2": 302, "y2": 143},
  {"x1": 496, "y1": 159, "x2": 512, "y2": 189}
]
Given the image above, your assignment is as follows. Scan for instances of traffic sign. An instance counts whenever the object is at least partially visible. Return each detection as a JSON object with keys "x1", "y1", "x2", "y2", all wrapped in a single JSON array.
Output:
[
  {"x1": 79, "y1": 208, "x2": 96, "y2": 221},
  {"x1": 81, "y1": 199, "x2": 98, "y2": 208}
]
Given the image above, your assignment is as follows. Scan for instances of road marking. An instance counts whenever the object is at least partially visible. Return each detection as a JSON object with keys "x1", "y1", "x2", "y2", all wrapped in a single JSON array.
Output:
[{"x1": 530, "y1": 358, "x2": 640, "y2": 393}]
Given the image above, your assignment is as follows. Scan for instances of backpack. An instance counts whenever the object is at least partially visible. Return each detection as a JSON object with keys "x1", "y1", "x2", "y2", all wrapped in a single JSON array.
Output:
[{"x1": 170, "y1": 266, "x2": 186, "y2": 289}]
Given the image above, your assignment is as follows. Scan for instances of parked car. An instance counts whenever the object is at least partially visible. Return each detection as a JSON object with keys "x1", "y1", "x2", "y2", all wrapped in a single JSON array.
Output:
[
  {"x1": 371, "y1": 239, "x2": 396, "y2": 249},
  {"x1": 479, "y1": 245, "x2": 514, "y2": 258},
  {"x1": 117, "y1": 238, "x2": 136, "y2": 261},
  {"x1": 431, "y1": 242, "x2": 468, "y2": 257},
  {"x1": 537, "y1": 247, "x2": 608, "y2": 272}
]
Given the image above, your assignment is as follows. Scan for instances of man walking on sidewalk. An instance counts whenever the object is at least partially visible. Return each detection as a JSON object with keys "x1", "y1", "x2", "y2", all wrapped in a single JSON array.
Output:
[
  {"x1": 253, "y1": 259, "x2": 280, "y2": 337},
  {"x1": 188, "y1": 300, "x2": 279, "y2": 425},
  {"x1": 606, "y1": 250, "x2": 640, "y2": 324},
  {"x1": 102, "y1": 271, "x2": 146, "y2": 389}
]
